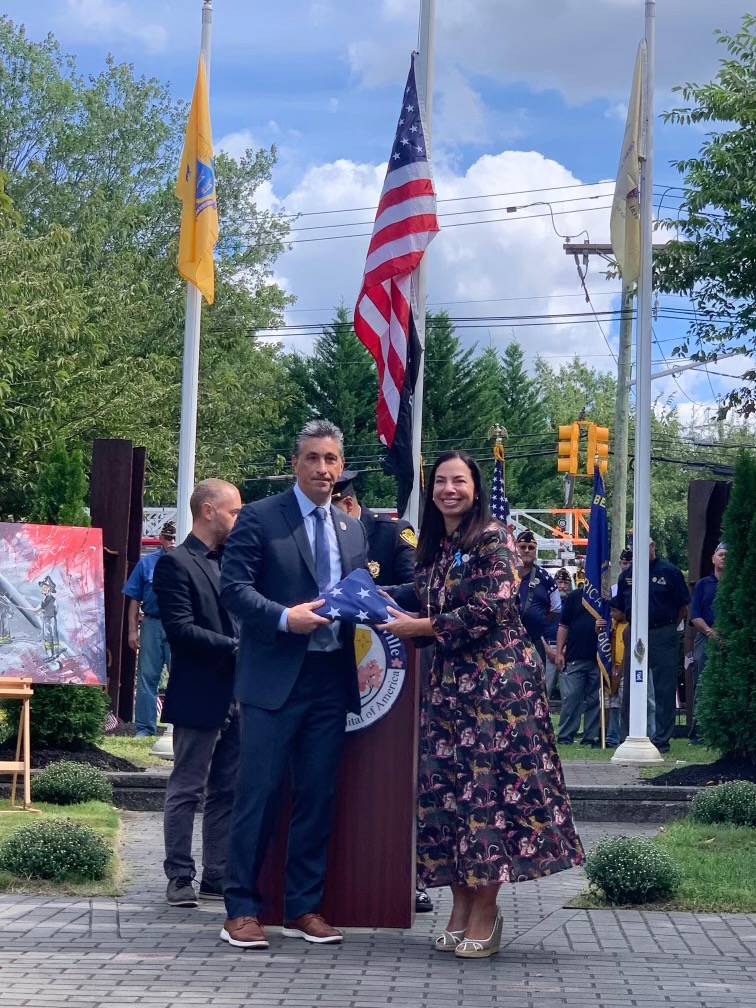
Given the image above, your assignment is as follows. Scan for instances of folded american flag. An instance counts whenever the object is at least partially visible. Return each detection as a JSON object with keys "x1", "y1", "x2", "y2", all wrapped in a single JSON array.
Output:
[{"x1": 314, "y1": 569, "x2": 406, "y2": 624}]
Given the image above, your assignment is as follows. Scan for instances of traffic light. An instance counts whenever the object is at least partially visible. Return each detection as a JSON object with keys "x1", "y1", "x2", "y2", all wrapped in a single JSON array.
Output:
[
  {"x1": 586, "y1": 423, "x2": 610, "y2": 475},
  {"x1": 557, "y1": 423, "x2": 580, "y2": 474}
]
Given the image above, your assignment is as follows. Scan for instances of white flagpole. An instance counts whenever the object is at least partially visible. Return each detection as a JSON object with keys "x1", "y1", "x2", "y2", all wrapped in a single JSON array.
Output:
[
  {"x1": 406, "y1": 0, "x2": 435, "y2": 530},
  {"x1": 175, "y1": 0, "x2": 213, "y2": 542},
  {"x1": 612, "y1": 0, "x2": 663, "y2": 766}
]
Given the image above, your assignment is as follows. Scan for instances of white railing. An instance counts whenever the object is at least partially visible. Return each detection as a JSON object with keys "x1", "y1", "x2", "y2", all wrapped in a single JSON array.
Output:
[{"x1": 143, "y1": 508, "x2": 178, "y2": 538}]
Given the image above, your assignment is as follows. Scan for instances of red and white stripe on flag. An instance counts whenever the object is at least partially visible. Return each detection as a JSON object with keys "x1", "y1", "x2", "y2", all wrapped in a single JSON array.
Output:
[{"x1": 354, "y1": 57, "x2": 438, "y2": 448}]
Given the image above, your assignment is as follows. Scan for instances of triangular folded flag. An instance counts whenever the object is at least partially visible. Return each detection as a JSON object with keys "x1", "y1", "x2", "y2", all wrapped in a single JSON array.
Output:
[{"x1": 314, "y1": 569, "x2": 406, "y2": 624}]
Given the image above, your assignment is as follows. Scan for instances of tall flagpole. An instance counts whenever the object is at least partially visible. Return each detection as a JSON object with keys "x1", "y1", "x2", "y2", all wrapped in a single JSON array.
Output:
[
  {"x1": 176, "y1": 0, "x2": 213, "y2": 542},
  {"x1": 612, "y1": 0, "x2": 663, "y2": 766},
  {"x1": 406, "y1": 0, "x2": 435, "y2": 531}
]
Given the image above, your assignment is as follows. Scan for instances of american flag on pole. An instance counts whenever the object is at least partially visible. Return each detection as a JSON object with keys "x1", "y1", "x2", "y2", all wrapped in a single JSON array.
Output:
[
  {"x1": 489, "y1": 447, "x2": 510, "y2": 523},
  {"x1": 354, "y1": 55, "x2": 439, "y2": 512}
]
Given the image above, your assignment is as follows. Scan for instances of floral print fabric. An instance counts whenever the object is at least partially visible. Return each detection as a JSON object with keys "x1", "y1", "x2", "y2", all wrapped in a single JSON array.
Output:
[{"x1": 417, "y1": 522, "x2": 585, "y2": 888}]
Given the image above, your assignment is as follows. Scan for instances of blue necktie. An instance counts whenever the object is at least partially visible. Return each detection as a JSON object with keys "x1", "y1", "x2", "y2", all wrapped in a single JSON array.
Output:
[{"x1": 314, "y1": 506, "x2": 331, "y2": 593}]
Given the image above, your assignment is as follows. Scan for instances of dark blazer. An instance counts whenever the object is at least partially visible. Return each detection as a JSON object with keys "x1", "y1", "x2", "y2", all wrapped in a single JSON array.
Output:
[
  {"x1": 220, "y1": 487, "x2": 368, "y2": 714},
  {"x1": 360, "y1": 508, "x2": 416, "y2": 586},
  {"x1": 153, "y1": 534, "x2": 238, "y2": 730}
]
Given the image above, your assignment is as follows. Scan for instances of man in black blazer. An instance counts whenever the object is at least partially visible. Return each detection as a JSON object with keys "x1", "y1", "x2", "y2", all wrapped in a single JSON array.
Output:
[
  {"x1": 219, "y1": 420, "x2": 368, "y2": 950},
  {"x1": 152, "y1": 478, "x2": 242, "y2": 909}
]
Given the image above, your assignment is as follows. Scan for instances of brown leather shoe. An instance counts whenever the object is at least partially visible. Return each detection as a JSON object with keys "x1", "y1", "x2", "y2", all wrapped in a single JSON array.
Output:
[
  {"x1": 282, "y1": 912, "x2": 343, "y2": 944},
  {"x1": 220, "y1": 916, "x2": 269, "y2": 949}
]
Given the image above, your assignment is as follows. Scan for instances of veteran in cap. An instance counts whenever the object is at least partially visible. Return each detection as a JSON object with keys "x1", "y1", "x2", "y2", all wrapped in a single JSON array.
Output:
[{"x1": 331, "y1": 471, "x2": 417, "y2": 586}]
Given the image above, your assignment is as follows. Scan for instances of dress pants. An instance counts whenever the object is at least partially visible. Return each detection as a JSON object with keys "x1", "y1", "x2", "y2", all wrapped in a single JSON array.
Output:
[
  {"x1": 649, "y1": 623, "x2": 680, "y2": 748},
  {"x1": 688, "y1": 632, "x2": 708, "y2": 742},
  {"x1": 556, "y1": 659, "x2": 600, "y2": 744},
  {"x1": 223, "y1": 652, "x2": 348, "y2": 922},
  {"x1": 163, "y1": 703, "x2": 240, "y2": 883}
]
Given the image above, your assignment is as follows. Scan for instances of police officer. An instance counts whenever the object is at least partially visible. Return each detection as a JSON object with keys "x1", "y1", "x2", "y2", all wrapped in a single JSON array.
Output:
[
  {"x1": 515, "y1": 530, "x2": 561, "y2": 664},
  {"x1": 331, "y1": 470, "x2": 431, "y2": 914},
  {"x1": 331, "y1": 471, "x2": 416, "y2": 586},
  {"x1": 616, "y1": 539, "x2": 690, "y2": 752}
]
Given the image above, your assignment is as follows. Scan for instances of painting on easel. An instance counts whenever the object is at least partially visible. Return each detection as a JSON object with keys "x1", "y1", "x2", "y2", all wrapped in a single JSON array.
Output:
[{"x1": 0, "y1": 523, "x2": 106, "y2": 685}]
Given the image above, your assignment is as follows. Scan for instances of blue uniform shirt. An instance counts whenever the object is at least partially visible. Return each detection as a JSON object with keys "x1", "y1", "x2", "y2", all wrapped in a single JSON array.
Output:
[
  {"x1": 122, "y1": 549, "x2": 167, "y2": 617},
  {"x1": 518, "y1": 565, "x2": 560, "y2": 643},
  {"x1": 690, "y1": 574, "x2": 719, "y2": 628}
]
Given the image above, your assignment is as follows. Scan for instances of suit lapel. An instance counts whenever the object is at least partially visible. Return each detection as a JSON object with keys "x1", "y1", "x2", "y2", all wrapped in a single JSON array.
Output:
[
  {"x1": 281, "y1": 489, "x2": 318, "y2": 585},
  {"x1": 187, "y1": 546, "x2": 221, "y2": 598}
]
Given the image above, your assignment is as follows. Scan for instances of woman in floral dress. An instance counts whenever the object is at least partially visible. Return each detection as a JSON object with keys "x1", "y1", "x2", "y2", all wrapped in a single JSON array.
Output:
[{"x1": 379, "y1": 450, "x2": 583, "y2": 959}]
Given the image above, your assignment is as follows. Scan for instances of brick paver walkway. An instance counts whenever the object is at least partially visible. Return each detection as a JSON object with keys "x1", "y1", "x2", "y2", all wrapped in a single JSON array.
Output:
[{"x1": 1, "y1": 812, "x2": 754, "y2": 1007}]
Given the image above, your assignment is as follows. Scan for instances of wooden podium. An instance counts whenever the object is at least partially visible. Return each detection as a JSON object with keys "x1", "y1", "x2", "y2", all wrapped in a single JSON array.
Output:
[{"x1": 259, "y1": 642, "x2": 421, "y2": 928}]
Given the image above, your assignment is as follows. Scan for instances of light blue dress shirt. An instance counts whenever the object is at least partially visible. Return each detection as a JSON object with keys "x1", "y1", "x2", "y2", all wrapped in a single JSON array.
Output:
[{"x1": 278, "y1": 483, "x2": 343, "y2": 650}]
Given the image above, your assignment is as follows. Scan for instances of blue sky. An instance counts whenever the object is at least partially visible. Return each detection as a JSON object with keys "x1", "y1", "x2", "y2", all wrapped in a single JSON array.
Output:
[{"x1": 3, "y1": 0, "x2": 751, "y2": 421}]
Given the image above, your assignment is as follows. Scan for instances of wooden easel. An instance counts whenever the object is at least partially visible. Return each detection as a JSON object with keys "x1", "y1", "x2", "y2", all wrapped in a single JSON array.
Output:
[{"x1": 0, "y1": 677, "x2": 34, "y2": 810}]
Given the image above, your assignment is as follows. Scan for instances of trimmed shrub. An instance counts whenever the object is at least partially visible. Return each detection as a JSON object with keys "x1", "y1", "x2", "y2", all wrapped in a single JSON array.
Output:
[
  {"x1": 5, "y1": 685, "x2": 109, "y2": 750},
  {"x1": 31, "y1": 761, "x2": 113, "y2": 806},
  {"x1": 585, "y1": 836, "x2": 682, "y2": 904},
  {"x1": 691, "y1": 781, "x2": 756, "y2": 828},
  {"x1": 0, "y1": 819, "x2": 110, "y2": 881}
]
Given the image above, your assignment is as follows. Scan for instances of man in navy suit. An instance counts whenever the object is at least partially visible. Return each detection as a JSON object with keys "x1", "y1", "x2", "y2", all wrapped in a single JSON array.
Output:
[
  {"x1": 219, "y1": 420, "x2": 368, "y2": 950},
  {"x1": 152, "y1": 479, "x2": 242, "y2": 908}
]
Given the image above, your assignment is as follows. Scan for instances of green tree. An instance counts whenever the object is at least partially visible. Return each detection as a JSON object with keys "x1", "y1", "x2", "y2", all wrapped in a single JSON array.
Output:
[
  {"x1": 28, "y1": 440, "x2": 89, "y2": 526},
  {"x1": 696, "y1": 451, "x2": 756, "y2": 760},
  {"x1": 0, "y1": 16, "x2": 292, "y2": 512},
  {"x1": 656, "y1": 13, "x2": 756, "y2": 416},
  {"x1": 279, "y1": 307, "x2": 395, "y2": 505}
]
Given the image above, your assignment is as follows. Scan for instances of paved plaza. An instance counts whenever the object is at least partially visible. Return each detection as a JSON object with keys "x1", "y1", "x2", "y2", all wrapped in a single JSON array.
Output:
[{"x1": 1, "y1": 804, "x2": 755, "y2": 1008}]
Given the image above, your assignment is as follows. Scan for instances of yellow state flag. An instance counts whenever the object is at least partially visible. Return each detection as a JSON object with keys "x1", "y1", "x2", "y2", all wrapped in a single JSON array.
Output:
[
  {"x1": 176, "y1": 55, "x2": 218, "y2": 303},
  {"x1": 610, "y1": 42, "x2": 644, "y2": 286}
]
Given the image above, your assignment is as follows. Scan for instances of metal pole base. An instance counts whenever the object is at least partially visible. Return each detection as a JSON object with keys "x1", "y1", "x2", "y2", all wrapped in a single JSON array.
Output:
[
  {"x1": 150, "y1": 723, "x2": 175, "y2": 761},
  {"x1": 611, "y1": 736, "x2": 665, "y2": 765}
]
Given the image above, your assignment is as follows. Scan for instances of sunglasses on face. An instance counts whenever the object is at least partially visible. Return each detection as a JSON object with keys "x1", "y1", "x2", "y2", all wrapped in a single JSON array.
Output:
[{"x1": 519, "y1": 544, "x2": 537, "y2": 551}]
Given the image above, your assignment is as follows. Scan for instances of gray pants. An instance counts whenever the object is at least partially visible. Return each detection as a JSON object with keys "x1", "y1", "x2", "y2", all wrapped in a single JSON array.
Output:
[
  {"x1": 557, "y1": 659, "x2": 601, "y2": 744},
  {"x1": 689, "y1": 632, "x2": 708, "y2": 741},
  {"x1": 163, "y1": 703, "x2": 240, "y2": 883}
]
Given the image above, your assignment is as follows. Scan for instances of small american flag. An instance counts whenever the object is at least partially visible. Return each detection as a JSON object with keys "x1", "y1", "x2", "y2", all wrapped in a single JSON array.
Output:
[
  {"x1": 490, "y1": 456, "x2": 510, "y2": 523},
  {"x1": 103, "y1": 711, "x2": 118, "y2": 733},
  {"x1": 354, "y1": 55, "x2": 439, "y2": 456},
  {"x1": 314, "y1": 569, "x2": 406, "y2": 624}
]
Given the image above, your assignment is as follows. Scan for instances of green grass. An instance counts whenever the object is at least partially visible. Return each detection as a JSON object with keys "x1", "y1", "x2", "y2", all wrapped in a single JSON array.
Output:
[
  {"x1": 0, "y1": 799, "x2": 122, "y2": 896},
  {"x1": 573, "y1": 819, "x2": 756, "y2": 913},
  {"x1": 548, "y1": 712, "x2": 720, "y2": 766},
  {"x1": 98, "y1": 734, "x2": 170, "y2": 768}
]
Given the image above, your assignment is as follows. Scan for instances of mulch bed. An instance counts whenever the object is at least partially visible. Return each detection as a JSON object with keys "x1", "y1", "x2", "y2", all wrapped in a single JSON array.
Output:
[
  {"x1": 650, "y1": 755, "x2": 756, "y2": 787},
  {"x1": 0, "y1": 746, "x2": 141, "y2": 772}
]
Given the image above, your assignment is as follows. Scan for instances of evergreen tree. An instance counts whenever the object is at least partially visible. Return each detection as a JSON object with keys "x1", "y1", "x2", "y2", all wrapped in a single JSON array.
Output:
[
  {"x1": 696, "y1": 451, "x2": 756, "y2": 761},
  {"x1": 28, "y1": 440, "x2": 89, "y2": 526},
  {"x1": 279, "y1": 307, "x2": 394, "y2": 505},
  {"x1": 498, "y1": 341, "x2": 553, "y2": 508}
]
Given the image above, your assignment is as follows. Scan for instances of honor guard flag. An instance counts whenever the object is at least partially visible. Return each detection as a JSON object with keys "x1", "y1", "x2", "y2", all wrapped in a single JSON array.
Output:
[
  {"x1": 354, "y1": 55, "x2": 439, "y2": 513},
  {"x1": 610, "y1": 42, "x2": 644, "y2": 286},
  {"x1": 582, "y1": 467, "x2": 612, "y2": 692},
  {"x1": 314, "y1": 569, "x2": 406, "y2": 624},
  {"x1": 176, "y1": 55, "x2": 219, "y2": 303}
]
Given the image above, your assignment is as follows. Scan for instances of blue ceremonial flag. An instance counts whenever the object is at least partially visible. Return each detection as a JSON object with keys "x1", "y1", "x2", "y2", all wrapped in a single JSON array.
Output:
[
  {"x1": 314, "y1": 569, "x2": 406, "y2": 624},
  {"x1": 582, "y1": 466, "x2": 612, "y2": 691}
]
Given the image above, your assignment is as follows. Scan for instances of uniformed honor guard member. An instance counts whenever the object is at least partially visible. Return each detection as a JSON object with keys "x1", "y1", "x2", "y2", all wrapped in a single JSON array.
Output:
[
  {"x1": 331, "y1": 472, "x2": 417, "y2": 587},
  {"x1": 331, "y1": 470, "x2": 432, "y2": 914},
  {"x1": 515, "y1": 529, "x2": 561, "y2": 665}
]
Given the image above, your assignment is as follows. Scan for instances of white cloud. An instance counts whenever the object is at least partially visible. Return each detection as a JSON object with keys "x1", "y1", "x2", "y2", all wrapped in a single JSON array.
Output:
[
  {"x1": 66, "y1": 0, "x2": 167, "y2": 53},
  {"x1": 216, "y1": 128, "x2": 257, "y2": 161},
  {"x1": 259, "y1": 148, "x2": 622, "y2": 369}
]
